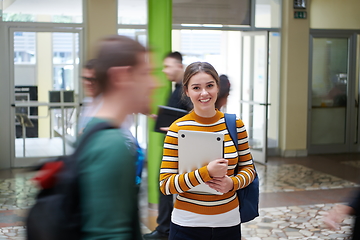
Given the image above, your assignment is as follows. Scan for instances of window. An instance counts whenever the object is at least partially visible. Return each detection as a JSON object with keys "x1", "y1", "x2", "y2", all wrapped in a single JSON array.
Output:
[{"x1": 2, "y1": 0, "x2": 82, "y2": 23}]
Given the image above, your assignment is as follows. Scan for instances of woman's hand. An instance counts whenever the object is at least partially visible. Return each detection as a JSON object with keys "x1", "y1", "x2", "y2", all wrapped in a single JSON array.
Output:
[
  {"x1": 205, "y1": 176, "x2": 233, "y2": 193},
  {"x1": 207, "y1": 159, "x2": 228, "y2": 178}
]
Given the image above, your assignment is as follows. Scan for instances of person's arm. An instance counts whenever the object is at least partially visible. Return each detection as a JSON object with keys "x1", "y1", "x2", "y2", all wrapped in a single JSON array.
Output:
[
  {"x1": 323, "y1": 204, "x2": 353, "y2": 230},
  {"x1": 323, "y1": 189, "x2": 359, "y2": 230},
  {"x1": 159, "y1": 126, "x2": 227, "y2": 195},
  {"x1": 232, "y1": 119, "x2": 256, "y2": 191}
]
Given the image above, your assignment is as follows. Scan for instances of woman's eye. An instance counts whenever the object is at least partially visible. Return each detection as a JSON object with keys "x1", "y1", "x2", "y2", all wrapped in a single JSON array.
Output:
[
  {"x1": 193, "y1": 86, "x2": 199, "y2": 90},
  {"x1": 207, "y1": 84, "x2": 214, "y2": 88}
]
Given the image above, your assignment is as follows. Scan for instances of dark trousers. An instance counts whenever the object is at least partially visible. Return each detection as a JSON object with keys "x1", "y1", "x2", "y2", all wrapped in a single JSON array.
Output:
[
  {"x1": 169, "y1": 222, "x2": 241, "y2": 240},
  {"x1": 155, "y1": 192, "x2": 173, "y2": 235},
  {"x1": 352, "y1": 215, "x2": 359, "y2": 240}
]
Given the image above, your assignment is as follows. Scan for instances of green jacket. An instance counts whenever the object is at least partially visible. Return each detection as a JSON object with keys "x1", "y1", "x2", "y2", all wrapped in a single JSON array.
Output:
[{"x1": 78, "y1": 118, "x2": 142, "y2": 240}]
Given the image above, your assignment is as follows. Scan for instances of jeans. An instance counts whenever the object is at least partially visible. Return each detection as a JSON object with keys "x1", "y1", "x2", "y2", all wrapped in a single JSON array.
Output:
[{"x1": 169, "y1": 222, "x2": 241, "y2": 240}]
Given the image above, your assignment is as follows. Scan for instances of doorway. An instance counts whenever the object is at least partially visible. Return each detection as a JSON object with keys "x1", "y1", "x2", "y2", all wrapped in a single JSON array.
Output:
[
  {"x1": 308, "y1": 31, "x2": 359, "y2": 154},
  {"x1": 240, "y1": 31, "x2": 281, "y2": 164},
  {"x1": 10, "y1": 28, "x2": 83, "y2": 167}
]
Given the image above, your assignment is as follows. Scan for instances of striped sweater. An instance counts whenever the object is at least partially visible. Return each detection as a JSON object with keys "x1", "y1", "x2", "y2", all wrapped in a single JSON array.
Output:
[{"x1": 159, "y1": 110, "x2": 256, "y2": 215}]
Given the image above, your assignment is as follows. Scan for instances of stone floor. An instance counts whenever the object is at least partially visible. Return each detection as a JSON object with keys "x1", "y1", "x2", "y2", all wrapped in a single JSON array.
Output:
[
  {"x1": 0, "y1": 153, "x2": 359, "y2": 239},
  {"x1": 241, "y1": 203, "x2": 354, "y2": 240}
]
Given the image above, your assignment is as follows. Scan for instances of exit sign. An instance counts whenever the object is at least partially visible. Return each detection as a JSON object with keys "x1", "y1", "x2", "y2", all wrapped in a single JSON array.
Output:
[{"x1": 294, "y1": 11, "x2": 307, "y2": 19}]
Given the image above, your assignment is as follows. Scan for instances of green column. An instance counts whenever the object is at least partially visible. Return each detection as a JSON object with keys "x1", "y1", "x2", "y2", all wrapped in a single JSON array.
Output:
[{"x1": 147, "y1": 0, "x2": 172, "y2": 205}]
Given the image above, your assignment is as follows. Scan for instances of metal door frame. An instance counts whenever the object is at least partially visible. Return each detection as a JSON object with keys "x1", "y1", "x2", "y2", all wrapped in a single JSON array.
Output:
[
  {"x1": 240, "y1": 31, "x2": 270, "y2": 164},
  {"x1": 9, "y1": 26, "x2": 83, "y2": 167},
  {"x1": 308, "y1": 30, "x2": 358, "y2": 154}
]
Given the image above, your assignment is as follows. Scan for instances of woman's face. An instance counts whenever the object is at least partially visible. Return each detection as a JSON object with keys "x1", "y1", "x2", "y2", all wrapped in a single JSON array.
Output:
[{"x1": 185, "y1": 72, "x2": 219, "y2": 117}]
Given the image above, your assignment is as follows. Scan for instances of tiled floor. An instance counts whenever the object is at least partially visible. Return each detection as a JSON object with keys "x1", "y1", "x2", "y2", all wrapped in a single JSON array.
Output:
[{"x1": 0, "y1": 153, "x2": 359, "y2": 239}]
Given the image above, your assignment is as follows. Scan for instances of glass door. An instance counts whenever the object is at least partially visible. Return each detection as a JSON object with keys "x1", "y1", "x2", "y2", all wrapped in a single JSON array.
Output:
[
  {"x1": 240, "y1": 31, "x2": 269, "y2": 164},
  {"x1": 10, "y1": 28, "x2": 82, "y2": 167},
  {"x1": 308, "y1": 31, "x2": 357, "y2": 154}
]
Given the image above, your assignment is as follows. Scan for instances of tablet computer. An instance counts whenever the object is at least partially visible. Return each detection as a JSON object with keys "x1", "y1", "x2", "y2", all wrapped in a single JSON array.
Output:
[
  {"x1": 178, "y1": 130, "x2": 224, "y2": 195},
  {"x1": 154, "y1": 106, "x2": 188, "y2": 133}
]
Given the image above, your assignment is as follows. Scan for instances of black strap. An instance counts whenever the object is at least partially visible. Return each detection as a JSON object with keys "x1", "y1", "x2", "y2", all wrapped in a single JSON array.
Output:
[{"x1": 72, "y1": 122, "x2": 115, "y2": 158}]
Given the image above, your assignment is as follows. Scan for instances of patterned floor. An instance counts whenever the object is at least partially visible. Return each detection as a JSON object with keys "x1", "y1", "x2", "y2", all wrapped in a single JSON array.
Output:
[
  {"x1": 257, "y1": 164, "x2": 359, "y2": 193},
  {"x1": 0, "y1": 154, "x2": 359, "y2": 239},
  {"x1": 241, "y1": 204, "x2": 354, "y2": 240}
]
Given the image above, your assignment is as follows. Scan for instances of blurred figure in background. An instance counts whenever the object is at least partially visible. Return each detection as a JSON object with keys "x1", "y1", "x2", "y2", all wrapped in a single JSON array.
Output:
[
  {"x1": 82, "y1": 59, "x2": 97, "y2": 98},
  {"x1": 215, "y1": 74, "x2": 231, "y2": 111},
  {"x1": 144, "y1": 51, "x2": 192, "y2": 240},
  {"x1": 162, "y1": 51, "x2": 192, "y2": 112},
  {"x1": 78, "y1": 35, "x2": 155, "y2": 239},
  {"x1": 324, "y1": 189, "x2": 360, "y2": 239},
  {"x1": 78, "y1": 59, "x2": 102, "y2": 134}
]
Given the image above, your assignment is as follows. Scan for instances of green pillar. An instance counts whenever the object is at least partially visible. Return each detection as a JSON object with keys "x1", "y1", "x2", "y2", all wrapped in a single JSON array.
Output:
[{"x1": 147, "y1": 0, "x2": 172, "y2": 205}]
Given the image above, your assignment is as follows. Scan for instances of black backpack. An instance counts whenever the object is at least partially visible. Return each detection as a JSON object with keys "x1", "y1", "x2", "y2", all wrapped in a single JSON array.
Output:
[{"x1": 26, "y1": 122, "x2": 114, "y2": 240}]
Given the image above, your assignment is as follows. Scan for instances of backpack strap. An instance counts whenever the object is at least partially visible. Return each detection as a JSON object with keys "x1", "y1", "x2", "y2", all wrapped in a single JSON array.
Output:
[
  {"x1": 224, "y1": 113, "x2": 238, "y2": 173},
  {"x1": 72, "y1": 121, "x2": 116, "y2": 157},
  {"x1": 224, "y1": 113, "x2": 238, "y2": 150}
]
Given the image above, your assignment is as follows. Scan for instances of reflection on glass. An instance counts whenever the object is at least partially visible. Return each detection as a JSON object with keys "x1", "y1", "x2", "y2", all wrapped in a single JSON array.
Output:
[
  {"x1": 267, "y1": 32, "x2": 281, "y2": 149},
  {"x1": 53, "y1": 32, "x2": 79, "y2": 64},
  {"x1": 242, "y1": 36, "x2": 251, "y2": 101},
  {"x1": 241, "y1": 103, "x2": 264, "y2": 149},
  {"x1": 52, "y1": 32, "x2": 79, "y2": 93},
  {"x1": 3, "y1": 0, "x2": 82, "y2": 23},
  {"x1": 14, "y1": 32, "x2": 36, "y2": 64},
  {"x1": 311, "y1": 38, "x2": 348, "y2": 145},
  {"x1": 255, "y1": 0, "x2": 281, "y2": 28},
  {"x1": 253, "y1": 35, "x2": 266, "y2": 103}
]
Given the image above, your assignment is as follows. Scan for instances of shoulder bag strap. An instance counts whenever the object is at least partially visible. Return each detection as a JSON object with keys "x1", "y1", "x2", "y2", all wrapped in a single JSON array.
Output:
[
  {"x1": 73, "y1": 122, "x2": 116, "y2": 157},
  {"x1": 224, "y1": 113, "x2": 238, "y2": 150},
  {"x1": 224, "y1": 113, "x2": 239, "y2": 173}
]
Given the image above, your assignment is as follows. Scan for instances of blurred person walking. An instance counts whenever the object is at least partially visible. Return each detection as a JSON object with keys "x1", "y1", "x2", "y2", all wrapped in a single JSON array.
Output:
[
  {"x1": 78, "y1": 35, "x2": 155, "y2": 239},
  {"x1": 78, "y1": 58, "x2": 145, "y2": 186}
]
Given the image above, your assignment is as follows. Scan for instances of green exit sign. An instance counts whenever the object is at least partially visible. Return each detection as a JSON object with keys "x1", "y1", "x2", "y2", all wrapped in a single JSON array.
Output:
[{"x1": 294, "y1": 11, "x2": 307, "y2": 19}]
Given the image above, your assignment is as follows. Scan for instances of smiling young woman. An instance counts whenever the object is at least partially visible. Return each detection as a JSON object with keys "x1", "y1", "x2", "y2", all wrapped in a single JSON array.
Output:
[
  {"x1": 159, "y1": 62, "x2": 257, "y2": 240},
  {"x1": 184, "y1": 72, "x2": 218, "y2": 118}
]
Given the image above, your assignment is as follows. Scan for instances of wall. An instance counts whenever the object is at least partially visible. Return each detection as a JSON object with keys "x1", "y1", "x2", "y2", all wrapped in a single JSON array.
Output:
[
  {"x1": 36, "y1": 30, "x2": 52, "y2": 138},
  {"x1": 279, "y1": 0, "x2": 310, "y2": 157},
  {"x1": 85, "y1": 0, "x2": 117, "y2": 60},
  {"x1": 311, "y1": 0, "x2": 360, "y2": 29}
]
